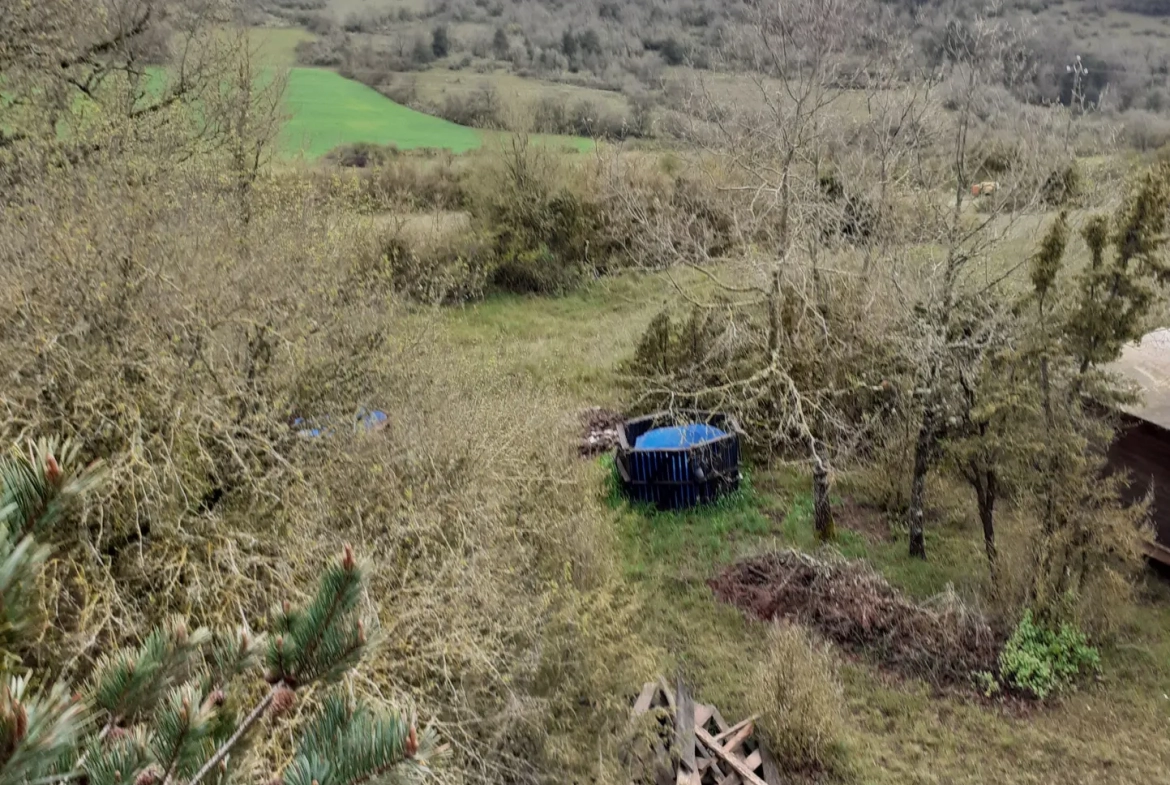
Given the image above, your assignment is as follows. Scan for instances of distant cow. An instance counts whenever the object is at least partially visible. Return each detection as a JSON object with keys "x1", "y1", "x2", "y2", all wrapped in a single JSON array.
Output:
[{"x1": 971, "y1": 181, "x2": 999, "y2": 197}]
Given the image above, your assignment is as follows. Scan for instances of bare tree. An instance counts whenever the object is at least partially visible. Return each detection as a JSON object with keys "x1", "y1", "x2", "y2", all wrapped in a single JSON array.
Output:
[{"x1": 611, "y1": 0, "x2": 913, "y2": 528}]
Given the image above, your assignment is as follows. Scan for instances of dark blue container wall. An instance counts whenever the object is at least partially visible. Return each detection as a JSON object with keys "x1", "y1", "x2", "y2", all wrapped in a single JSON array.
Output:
[{"x1": 616, "y1": 412, "x2": 742, "y2": 511}]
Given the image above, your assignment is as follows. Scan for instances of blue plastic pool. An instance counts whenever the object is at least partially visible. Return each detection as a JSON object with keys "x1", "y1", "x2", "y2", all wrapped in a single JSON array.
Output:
[{"x1": 634, "y1": 423, "x2": 728, "y2": 450}]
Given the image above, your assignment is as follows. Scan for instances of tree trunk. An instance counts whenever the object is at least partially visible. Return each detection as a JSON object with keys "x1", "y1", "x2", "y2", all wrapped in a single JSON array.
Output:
[
  {"x1": 813, "y1": 459, "x2": 835, "y2": 543},
  {"x1": 975, "y1": 470, "x2": 997, "y2": 578},
  {"x1": 907, "y1": 408, "x2": 934, "y2": 560}
]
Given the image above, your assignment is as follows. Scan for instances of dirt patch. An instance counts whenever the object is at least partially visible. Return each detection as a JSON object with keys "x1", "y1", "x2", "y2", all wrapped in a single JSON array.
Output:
[
  {"x1": 835, "y1": 496, "x2": 892, "y2": 543},
  {"x1": 579, "y1": 406, "x2": 622, "y2": 456},
  {"x1": 709, "y1": 550, "x2": 1003, "y2": 688}
]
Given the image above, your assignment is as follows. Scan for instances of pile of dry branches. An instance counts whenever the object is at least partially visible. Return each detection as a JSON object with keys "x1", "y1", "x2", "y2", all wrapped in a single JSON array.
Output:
[{"x1": 710, "y1": 550, "x2": 1002, "y2": 686}]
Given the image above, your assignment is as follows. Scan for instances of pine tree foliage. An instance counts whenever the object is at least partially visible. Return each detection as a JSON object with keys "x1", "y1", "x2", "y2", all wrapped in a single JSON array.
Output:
[
  {"x1": 283, "y1": 693, "x2": 440, "y2": 785},
  {"x1": 1067, "y1": 160, "x2": 1170, "y2": 375},
  {"x1": 0, "y1": 439, "x2": 106, "y2": 665},
  {"x1": 0, "y1": 440, "x2": 445, "y2": 785}
]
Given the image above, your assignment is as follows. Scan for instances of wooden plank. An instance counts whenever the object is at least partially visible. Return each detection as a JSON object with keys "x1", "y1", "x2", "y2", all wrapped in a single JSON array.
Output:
[
  {"x1": 695, "y1": 742, "x2": 726, "y2": 781},
  {"x1": 659, "y1": 675, "x2": 678, "y2": 712},
  {"x1": 653, "y1": 741, "x2": 674, "y2": 785},
  {"x1": 742, "y1": 750, "x2": 761, "y2": 771},
  {"x1": 676, "y1": 679, "x2": 697, "y2": 775},
  {"x1": 715, "y1": 774, "x2": 741, "y2": 785},
  {"x1": 720, "y1": 722, "x2": 754, "y2": 757},
  {"x1": 712, "y1": 716, "x2": 758, "y2": 745},
  {"x1": 633, "y1": 682, "x2": 658, "y2": 715},
  {"x1": 759, "y1": 745, "x2": 783, "y2": 785},
  {"x1": 709, "y1": 707, "x2": 731, "y2": 733},
  {"x1": 695, "y1": 727, "x2": 768, "y2": 785},
  {"x1": 694, "y1": 704, "x2": 715, "y2": 729},
  {"x1": 1142, "y1": 538, "x2": 1170, "y2": 566}
]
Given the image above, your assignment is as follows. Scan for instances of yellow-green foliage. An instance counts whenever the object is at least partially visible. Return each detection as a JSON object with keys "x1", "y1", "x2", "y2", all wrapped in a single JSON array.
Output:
[
  {"x1": 749, "y1": 623, "x2": 846, "y2": 772},
  {"x1": 0, "y1": 17, "x2": 653, "y2": 781}
]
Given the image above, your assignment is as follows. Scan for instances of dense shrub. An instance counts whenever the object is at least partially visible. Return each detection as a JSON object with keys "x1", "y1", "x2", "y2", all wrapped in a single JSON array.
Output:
[
  {"x1": 326, "y1": 141, "x2": 400, "y2": 168},
  {"x1": 411, "y1": 35, "x2": 435, "y2": 66},
  {"x1": 1123, "y1": 110, "x2": 1170, "y2": 152},
  {"x1": 999, "y1": 611, "x2": 1100, "y2": 699},
  {"x1": 817, "y1": 172, "x2": 877, "y2": 243},
  {"x1": 486, "y1": 190, "x2": 606, "y2": 294},
  {"x1": 437, "y1": 82, "x2": 504, "y2": 128},
  {"x1": 364, "y1": 157, "x2": 468, "y2": 210},
  {"x1": 380, "y1": 74, "x2": 420, "y2": 107},
  {"x1": 295, "y1": 33, "x2": 346, "y2": 67},
  {"x1": 432, "y1": 24, "x2": 451, "y2": 58},
  {"x1": 470, "y1": 140, "x2": 614, "y2": 294},
  {"x1": 1041, "y1": 161, "x2": 1083, "y2": 207},
  {"x1": 351, "y1": 231, "x2": 494, "y2": 305},
  {"x1": 532, "y1": 95, "x2": 568, "y2": 134},
  {"x1": 749, "y1": 624, "x2": 846, "y2": 771}
]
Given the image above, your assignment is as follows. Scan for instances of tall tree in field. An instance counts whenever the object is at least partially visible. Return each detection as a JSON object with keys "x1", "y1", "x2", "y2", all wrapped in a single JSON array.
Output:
[{"x1": 900, "y1": 3, "x2": 1059, "y2": 559}]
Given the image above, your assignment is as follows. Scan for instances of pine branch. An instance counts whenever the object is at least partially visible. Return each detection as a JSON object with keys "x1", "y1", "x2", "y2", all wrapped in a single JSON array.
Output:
[
  {"x1": 91, "y1": 619, "x2": 210, "y2": 726},
  {"x1": 183, "y1": 687, "x2": 276, "y2": 785},
  {"x1": 0, "y1": 439, "x2": 105, "y2": 541},
  {"x1": 280, "y1": 693, "x2": 442, "y2": 785},
  {"x1": 0, "y1": 677, "x2": 85, "y2": 784},
  {"x1": 287, "y1": 546, "x2": 362, "y2": 683},
  {"x1": 0, "y1": 535, "x2": 51, "y2": 659},
  {"x1": 153, "y1": 685, "x2": 215, "y2": 785}
]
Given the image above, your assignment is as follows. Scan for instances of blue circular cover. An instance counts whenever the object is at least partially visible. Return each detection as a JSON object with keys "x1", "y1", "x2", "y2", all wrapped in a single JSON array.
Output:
[{"x1": 634, "y1": 424, "x2": 727, "y2": 450}]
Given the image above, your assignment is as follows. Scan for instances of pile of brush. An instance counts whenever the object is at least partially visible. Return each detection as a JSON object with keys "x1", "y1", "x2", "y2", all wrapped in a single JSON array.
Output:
[{"x1": 710, "y1": 550, "x2": 1001, "y2": 686}]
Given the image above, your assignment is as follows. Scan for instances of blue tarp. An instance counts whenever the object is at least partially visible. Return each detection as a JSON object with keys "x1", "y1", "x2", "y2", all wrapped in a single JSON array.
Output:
[
  {"x1": 294, "y1": 409, "x2": 387, "y2": 439},
  {"x1": 634, "y1": 423, "x2": 727, "y2": 450}
]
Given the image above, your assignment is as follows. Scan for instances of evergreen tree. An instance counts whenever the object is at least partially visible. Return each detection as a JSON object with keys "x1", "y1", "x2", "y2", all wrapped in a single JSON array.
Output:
[
  {"x1": 492, "y1": 28, "x2": 510, "y2": 61},
  {"x1": 1067, "y1": 160, "x2": 1170, "y2": 376},
  {"x1": 0, "y1": 439, "x2": 444, "y2": 785},
  {"x1": 431, "y1": 26, "x2": 450, "y2": 59}
]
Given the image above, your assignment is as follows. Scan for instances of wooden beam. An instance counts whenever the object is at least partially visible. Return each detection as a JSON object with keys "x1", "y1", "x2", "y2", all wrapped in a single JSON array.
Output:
[
  {"x1": 719, "y1": 722, "x2": 754, "y2": 757},
  {"x1": 712, "y1": 716, "x2": 759, "y2": 745},
  {"x1": 675, "y1": 679, "x2": 696, "y2": 775},
  {"x1": 633, "y1": 682, "x2": 658, "y2": 715},
  {"x1": 694, "y1": 704, "x2": 715, "y2": 729},
  {"x1": 742, "y1": 750, "x2": 762, "y2": 771},
  {"x1": 1142, "y1": 538, "x2": 1170, "y2": 566},
  {"x1": 695, "y1": 728, "x2": 768, "y2": 785},
  {"x1": 759, "y1": 745, "x2": 783, "y2": 785},
  {"x1": 659, "y1": 675, "x2": 677, "y2": 712}
]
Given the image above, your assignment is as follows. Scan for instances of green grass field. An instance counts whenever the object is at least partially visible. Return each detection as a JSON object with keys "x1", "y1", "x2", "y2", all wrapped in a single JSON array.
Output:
[
  {"x1": 280, "y1": 68, "x2": 592, "y2": 160},
  {"x1": 282, "y1": 68, "x2": 482, "y2": 158}
]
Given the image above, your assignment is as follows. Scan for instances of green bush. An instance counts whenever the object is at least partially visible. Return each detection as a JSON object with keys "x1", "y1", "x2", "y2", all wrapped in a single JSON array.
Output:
[
  {"x1": 999, "y1": 610, "x2": 1100, "y2": 699},
  {"x1": 1041, "y1": 162, "x2": 1083, "y2": 207},
  {"x1": 350, "y1": 232, "x2": 493, "y2": 305},
  {"x1": 472, "y1": 140, "x2": 615, "y2": 295}
]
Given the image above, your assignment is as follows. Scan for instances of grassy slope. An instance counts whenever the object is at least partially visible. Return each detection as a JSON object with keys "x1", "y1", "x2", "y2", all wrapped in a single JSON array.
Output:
[
  {"x1": 282, "y1": 68, "x2": 483, "y2": 158},
  {"x1": 244, "y1": 29, "x2": 592, "y2": 159},
  {"x1": 280, "y1": 68, "x2": 593, "y2": 159},
  {"x1": 434, "y1": 271, "x2": 1170, "y2": 784}
]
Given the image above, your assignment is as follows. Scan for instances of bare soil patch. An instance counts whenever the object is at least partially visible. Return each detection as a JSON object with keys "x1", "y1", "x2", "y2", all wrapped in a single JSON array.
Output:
[{"x1": 835, "y1": 496, "x2": 893, "y2": 543}]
